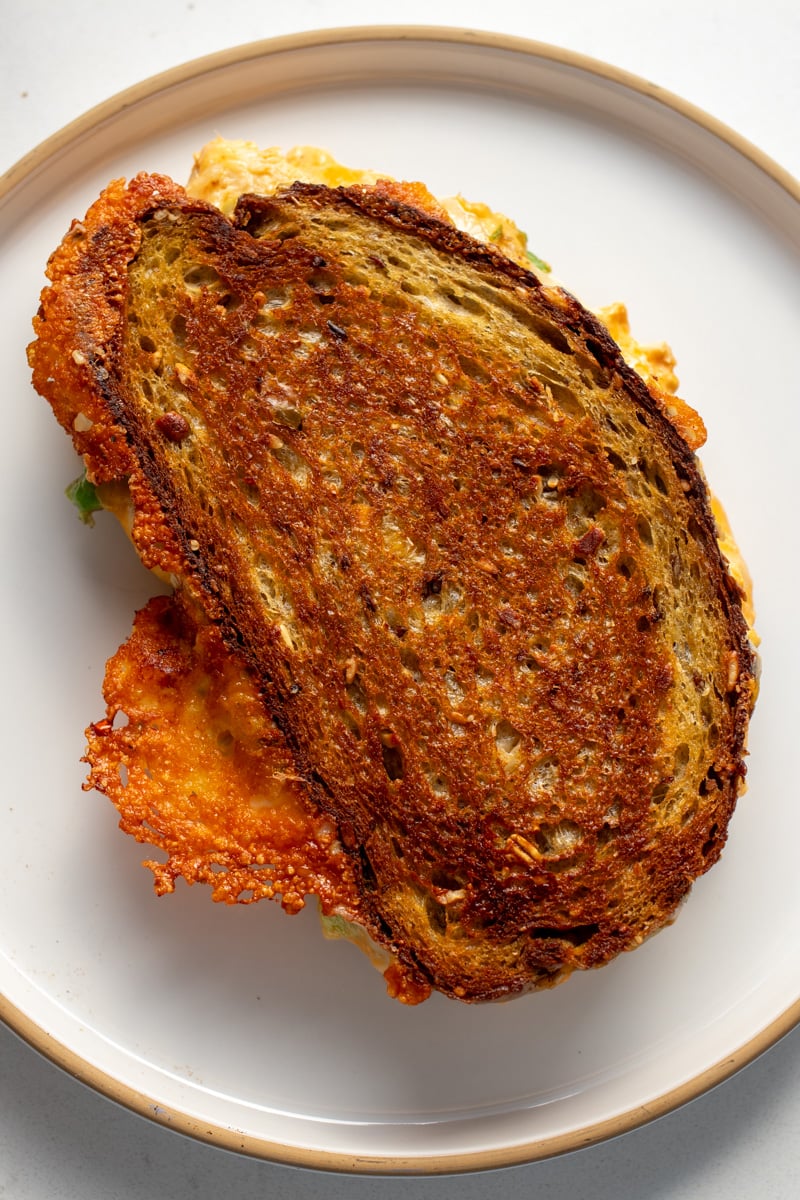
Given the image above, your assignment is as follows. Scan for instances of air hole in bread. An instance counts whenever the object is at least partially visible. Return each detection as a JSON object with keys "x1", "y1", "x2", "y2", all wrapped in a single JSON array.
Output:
[
  {"x1": 651, "y1": 779, "x2": 670, "y2": 806},
  {"x1": 444, "y1": 670, "x2": 465, "y2": 707},
  {"x1": 169, "y1": 314, "x2": 187, "y2": 345},
  {"x1": 422, "y1": 571, "x2": 442, "y2": 599},
  {"x1": 399, "y1": 647, "x2": 422, "y2": 681},
  {"x1": 636, "y1": 515, "x2": 654, "y2": 545},
  {"x1": 424, "y1": 893, "x2": 447, "y2": 934},
  {"x1": 268, "y1": 441, "x2": 311, "y2": 487},
  {"x1": 259, "y1": 287, "x2": 290, "y2": 310},
  {"x1": 431, "y1": 869, "x2": 465, "y2": 894},
  {"x1": 457, "y1": 354, "x2": 491, "y2": 384},
  {"x1": 537, "y1": 464, "x2": 561, "y2": 496},
  {"x1": 596, "y1": 825, "x2": 618, "y2": 853},
  {"x1": 382, "y1": 517, "x2": 426, "y2": 566},
  {"x1": 217, "y1": 292, "x2": 242, "y2": 312},
  {"x1": 254, "y1": 561, "x2": 295, "y2": 618},
  {"x1": 422, "y1": 593, "x2": 443, "y2": 620},
  {"x1": 183, "y1": 263, "x2": 222, "y2": 288},
  {"x1": 699, "y1": 693, "x2": 714, "y2": 725},
  {"x1": 534, "y1": 819, "x2": 582, "y2": 857},
  {"x1": 358, "y1": 846, "x2": 377, "y2": 890},
  {"x1": 457, "y1": 292, "x2": 487, "y2": 318},
  {"x1": 466, "y1": 610, "x2": 480, "y2": 632},
  {"x1": 252, "y1": 312, "x2": 277, "y2": 332},
  {"x1": 700, "y1": 765, "x2": 723, "y2": 796},
  {"x1": 307, "y1": 269, "x2": 335, "y2": 292},
  {"x1": 495, "y1": 719, "x2": 521, "y2": 755},
  {"x1": 528, "y1": 758, "x2": 558, "y2": 799},
  {"x1": 576, "y1": 486, "x2": 606, "y2": 522},
  {"x1": 345, "y1": 677, "x2": 367, "y2": 714},
  {"x1": 670, "y1": 551, "x2": 683, "y2": 585},
  {"x1": 216, "y1": 729, "x2": 234, "y2": 754},
  {"x1": 422, "y1": 766, "x2": 449, "y2": 796},
  {"x1": 606, "y1": 448, "x2": 628, "y2": 472},
  {"x1": 565, "y1": 569, "x2": 586, "y2": 597},
  {"x1": 381, "y1": 736, "x2": 404, "y2": 782},
  {"x1": 238, "y1": 335, "x2": 264, "y2": 361},
  {"x1": 701, "y1": 823, "x2": 720, "y2": 857},
  {"x1": 547, "y1": 382, "x2": 585, "y2": 417},
  {"x1": 208, "y1": 369, "x2": 228, "y2": 391},
  {"x1": 339, "y1": 710, "x2": 361, "y2": 740},
  {"x1": 269, "y1": 404, "x2": 304, "y2": 431},
  {"x1": 673, "y1": 742, "x2": 691, "y2": 778},
  {"x1": 517, "y1": 655, "x2": 540, "y2": 674},
  {"x1": 637, "y1": 457, "x2": 671, "y2": 498}
]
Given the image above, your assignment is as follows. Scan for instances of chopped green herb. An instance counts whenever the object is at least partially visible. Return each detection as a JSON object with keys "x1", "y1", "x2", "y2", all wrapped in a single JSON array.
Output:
[
  {"x1": 526, "y1": 249, "x2": 552, "y2": 273},
  {"x1": 320, "y1": 913, "x2": 357, "y2": 941},
  {"x1": 65, "y1": 470, "x2": 102, "y2": 525},
  {"x1": 490, "y1": 225, "x2": 504, "y2": 242}
]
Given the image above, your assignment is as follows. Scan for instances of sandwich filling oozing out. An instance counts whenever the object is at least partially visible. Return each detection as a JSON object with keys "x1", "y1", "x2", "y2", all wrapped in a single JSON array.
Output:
[{"x1": 29, "y1": 141, "x2": 758, "y2": 1004}]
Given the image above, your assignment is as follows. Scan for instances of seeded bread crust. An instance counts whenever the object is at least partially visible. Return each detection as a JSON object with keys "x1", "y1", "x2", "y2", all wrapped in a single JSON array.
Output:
[{"x1": 30, "y1": 174, "x2": 757, "y2": 1001}]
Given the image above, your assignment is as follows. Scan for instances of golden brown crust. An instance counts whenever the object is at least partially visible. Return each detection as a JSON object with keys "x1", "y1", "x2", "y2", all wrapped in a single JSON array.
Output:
[
  {"x1": 29, "y1": 175, "x2": 757, "y2": 1001},
  {"x1": 85, "y1": 593, "x2": 360, "y2": 913}
]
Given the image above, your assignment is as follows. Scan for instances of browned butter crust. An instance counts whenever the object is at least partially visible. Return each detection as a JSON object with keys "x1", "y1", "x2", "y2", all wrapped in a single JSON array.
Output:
[{"x1": 30, "y1": 173, "x2": 757, "y2": 1001}]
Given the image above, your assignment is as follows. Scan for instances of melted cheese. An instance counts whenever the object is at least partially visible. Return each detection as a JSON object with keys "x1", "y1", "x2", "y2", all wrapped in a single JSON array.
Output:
[
  {"x1": 188, "y1": 137, "x2": 538, "y2": 271},
  {"x1": 188, "y1": 139, "x2": 386, "y2": 216}
]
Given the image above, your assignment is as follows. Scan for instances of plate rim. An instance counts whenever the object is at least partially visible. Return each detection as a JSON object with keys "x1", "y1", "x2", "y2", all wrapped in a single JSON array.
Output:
[
  {"x1": 4, "y1": 991, "x2": 800, "y2": 1175},
  {"x1": 2, "y1": 24, "x2": 799, "y2": 203},
  {"x1": 2, "y1": 22, "x2": 798, "y2": 1175}
]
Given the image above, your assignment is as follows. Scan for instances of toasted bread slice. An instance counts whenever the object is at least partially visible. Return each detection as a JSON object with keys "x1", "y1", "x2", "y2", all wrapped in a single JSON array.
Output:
[{"x1": 30, "y1": 174, "x2": 757, "y2": 1001}]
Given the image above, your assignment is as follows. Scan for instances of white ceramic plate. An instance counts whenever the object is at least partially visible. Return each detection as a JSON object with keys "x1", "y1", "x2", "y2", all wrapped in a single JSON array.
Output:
[{"x1": 1, "y1": 27, "x2": 798, "y2": 1175}]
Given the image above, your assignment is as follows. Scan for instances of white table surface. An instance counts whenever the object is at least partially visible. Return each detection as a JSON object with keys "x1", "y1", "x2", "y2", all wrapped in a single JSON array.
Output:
[{"x1": 2, "y1": 2, "x2": 799, "y2": 1196}]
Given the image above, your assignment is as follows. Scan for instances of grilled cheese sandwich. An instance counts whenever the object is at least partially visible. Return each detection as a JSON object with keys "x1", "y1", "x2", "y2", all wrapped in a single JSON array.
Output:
[{"x1": 29, "y1": 146, "x2": 758, "y2": 1003}]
